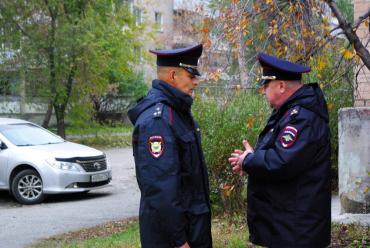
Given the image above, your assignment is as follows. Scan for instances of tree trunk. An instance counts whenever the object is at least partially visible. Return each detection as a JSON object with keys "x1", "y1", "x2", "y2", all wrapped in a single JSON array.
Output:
[
  {"x1": 47, "y1": 6, "x2": 58, "y2": 131},
  {"x1": 19, "y1": 64, "x2": 26, "y2": 115},
  {"x1": 237, "y1": 33, "x2": 249, "y2": 88},
  {"x1": 42, "y1": 100, "x2": 53, "y2": 128},
  {"x1": 54, "y1": 104, "x2": 66, "y2": 138}
]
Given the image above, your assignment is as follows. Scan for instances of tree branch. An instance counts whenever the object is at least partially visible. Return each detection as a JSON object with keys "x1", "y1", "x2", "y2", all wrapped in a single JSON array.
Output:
[
  {"x1": 354, "y1": 8, "x2": 370, "y2": 30},
  {"x1": 325, "y1": 0, "x2": 370, "y2": 70}
]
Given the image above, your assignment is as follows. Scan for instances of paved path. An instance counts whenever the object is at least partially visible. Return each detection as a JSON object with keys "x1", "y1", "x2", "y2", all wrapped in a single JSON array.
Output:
[
  {"x1": 0, "y1": 148, "x2": 140, "y2": 248},
  {"x1": 0, "y1": 148, "x2": 368, "y2": 248}
]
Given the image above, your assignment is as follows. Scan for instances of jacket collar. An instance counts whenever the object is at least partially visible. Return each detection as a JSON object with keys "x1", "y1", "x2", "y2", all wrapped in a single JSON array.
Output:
[{"x1": 152, "y1": 79, "x2": 193, "y2": 113}]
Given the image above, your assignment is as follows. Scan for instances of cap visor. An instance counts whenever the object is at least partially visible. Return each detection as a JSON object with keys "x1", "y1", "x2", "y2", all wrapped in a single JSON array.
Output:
[
  {"x1": 259, "y1": 79, "x2": 270, "y2": 86},
  {"x1": 184, "y1": 67, "x2": 201, "y2": 76}
]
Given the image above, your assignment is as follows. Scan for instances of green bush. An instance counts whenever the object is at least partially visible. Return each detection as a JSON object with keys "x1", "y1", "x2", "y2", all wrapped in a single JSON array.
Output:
[
  {"x1": 193, "y1": 82, "x2": 352, "y2": 213},
  {"x1": 193, "y1": 90, "x2": 269, "y2": 214}
]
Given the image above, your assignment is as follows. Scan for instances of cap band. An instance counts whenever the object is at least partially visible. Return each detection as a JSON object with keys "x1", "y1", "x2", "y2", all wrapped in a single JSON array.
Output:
[{"x1": 263, "y1": 68, "x2": 302, "y2": 81}]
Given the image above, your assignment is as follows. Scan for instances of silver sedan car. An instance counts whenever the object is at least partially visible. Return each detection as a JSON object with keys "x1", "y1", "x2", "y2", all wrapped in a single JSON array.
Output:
[{"x1": 0, "y1": 118, "x2": 112, "y2": 204}]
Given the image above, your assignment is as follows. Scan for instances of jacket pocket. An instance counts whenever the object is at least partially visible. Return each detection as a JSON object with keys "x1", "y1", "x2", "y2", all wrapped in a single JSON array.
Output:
[{"x1": 178, "y1": 131, "x2": 196, "y2": 175}]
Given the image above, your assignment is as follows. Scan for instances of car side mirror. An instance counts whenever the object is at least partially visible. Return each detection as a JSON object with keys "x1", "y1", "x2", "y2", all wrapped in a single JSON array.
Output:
[{"x1": 0, "y1": 141, "x2": 7, "y2": 150}]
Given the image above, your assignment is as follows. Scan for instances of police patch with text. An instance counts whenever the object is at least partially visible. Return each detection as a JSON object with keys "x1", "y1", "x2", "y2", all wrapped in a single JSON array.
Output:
[
  {"x1": 280, "y1": 126, "x2": 298, "y2": 148},
  {"x1": 148, "y1": 135, "x2": 164, "y2": 158}
]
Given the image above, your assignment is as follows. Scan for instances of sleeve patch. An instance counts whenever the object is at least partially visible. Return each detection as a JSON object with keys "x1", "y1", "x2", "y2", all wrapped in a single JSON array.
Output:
[
  {"x1": 148, "y1": 135, "x2": 164, "y2": 158},
  {"x1": 280, "y1": 126, "x2": 298, "y2": 148}
]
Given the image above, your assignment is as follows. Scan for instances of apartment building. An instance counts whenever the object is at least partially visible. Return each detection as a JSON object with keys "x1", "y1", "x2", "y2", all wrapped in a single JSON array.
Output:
[
  {"x1": 129, "y1": 0, "x2": 174, "y2": 81},
  {"x1": 354, "y1": 0, "x2": 370, "y2": 106}
]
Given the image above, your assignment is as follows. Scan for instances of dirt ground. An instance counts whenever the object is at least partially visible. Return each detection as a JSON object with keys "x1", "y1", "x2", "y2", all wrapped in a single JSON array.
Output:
[{"x1": 31, "y1": 217, "x2": 369, "y2": 248}]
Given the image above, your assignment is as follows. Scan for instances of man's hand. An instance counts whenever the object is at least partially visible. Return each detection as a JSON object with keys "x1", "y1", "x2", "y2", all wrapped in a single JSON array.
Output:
[
  {"x1": 228, "y1": 140, "x2": 254, "y2": 176},
  {"x1": 179, "y1": 242, "x2": 190, "y2": 248}
]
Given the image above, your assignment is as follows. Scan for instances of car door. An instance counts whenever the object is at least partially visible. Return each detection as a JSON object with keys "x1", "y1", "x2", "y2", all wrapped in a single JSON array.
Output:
[{"x1": 0, "y1": 139, "x2": 9, "y2": 187}]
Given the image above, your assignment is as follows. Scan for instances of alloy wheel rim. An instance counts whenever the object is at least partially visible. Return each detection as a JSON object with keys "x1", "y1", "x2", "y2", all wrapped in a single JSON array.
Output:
[{"x1": 18, "y1": 175, "x2": 42, "y2": 200}]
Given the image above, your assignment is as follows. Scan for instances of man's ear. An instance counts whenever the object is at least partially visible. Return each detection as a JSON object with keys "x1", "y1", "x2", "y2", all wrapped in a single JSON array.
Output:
[
  {"x1": 279, "y1": 80, "x2": 286, "y2": 93},
  {"x1": 169, "y1": 69, "x2": 176, "y2": 82}
]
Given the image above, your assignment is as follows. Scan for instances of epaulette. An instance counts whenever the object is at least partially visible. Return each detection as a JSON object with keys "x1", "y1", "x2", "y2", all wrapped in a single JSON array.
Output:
[
  {"x1": 289, "y1": 106, "x2": 300, "y2": 119},
  {"x1": 152, "y1": 103, "x2": 164, "y2": 118}
]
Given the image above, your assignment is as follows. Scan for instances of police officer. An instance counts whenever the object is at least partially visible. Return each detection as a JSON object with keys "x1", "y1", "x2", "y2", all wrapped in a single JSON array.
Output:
[
  {"x1": 228, "y1": 53, "x2": 331, "y2": 247},
  {"x1": 128, "y1": 44, "x2": 212, "y2": 248}
]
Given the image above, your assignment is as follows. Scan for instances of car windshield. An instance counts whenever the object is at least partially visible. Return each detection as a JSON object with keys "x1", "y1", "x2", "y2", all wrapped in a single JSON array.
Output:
[{"x1": 0, "y1": 123, "x2": 64, "y2": 146}]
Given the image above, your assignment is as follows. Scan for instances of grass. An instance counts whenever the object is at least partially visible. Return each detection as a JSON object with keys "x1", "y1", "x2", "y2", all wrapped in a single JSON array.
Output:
[
  {"x1": 68, "y1": 135, "x2": 132, "y2": 149},
  {"x1": 48, "y1": 124, "x2": 133, "y2": 149},
  {"x1": 30, "y1": 215, "x2": 369, "y2": 248},
  {"x1": 64, "y1": 224, "x2": 140, "y2": 248},
  {"x1": 65, "y1": 124, "x2": 132, "y2": 136}
]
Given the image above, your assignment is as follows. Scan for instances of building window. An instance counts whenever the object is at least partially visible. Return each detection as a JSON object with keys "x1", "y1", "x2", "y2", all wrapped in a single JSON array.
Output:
[
  {"x1": 117, "y1": 0, "x2": 133, "y2": 12},
  {"x1": 155, "y1": 12, "x2": 163, "y2": 32},
  {"x1": 134, "y1": 46, "x2": 143, "y2": 64},
  {"x1": 127, "y1": 0, "x2": 133, "y2": 13},
  {"x1": 134, "y1": 7, "x2": 142, "y2": 26}
]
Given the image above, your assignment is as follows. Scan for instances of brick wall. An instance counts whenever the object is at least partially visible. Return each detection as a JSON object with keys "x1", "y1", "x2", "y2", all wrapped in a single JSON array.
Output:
[{"x1": 354, "y1": 0, "x2": 370, "y2": 106}]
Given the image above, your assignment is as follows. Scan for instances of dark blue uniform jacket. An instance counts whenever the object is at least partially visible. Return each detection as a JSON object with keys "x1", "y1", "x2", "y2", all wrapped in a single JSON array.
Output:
[
  {"x1": 243, "y1": 83, "x2": 331, "y2": 247},
  {"x1": 128, "y1": 80, "x2": 212, "y2": 248}
]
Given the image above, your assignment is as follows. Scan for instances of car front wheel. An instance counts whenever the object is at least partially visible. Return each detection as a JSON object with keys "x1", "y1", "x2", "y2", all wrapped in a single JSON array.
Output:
[{"x1": 12, "y1": 169, "x2": 44, "y2": 204}]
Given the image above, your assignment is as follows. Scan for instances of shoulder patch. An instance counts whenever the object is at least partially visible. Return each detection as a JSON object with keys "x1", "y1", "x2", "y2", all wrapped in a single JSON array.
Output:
[
  {"x1": 148, "y1": 135, "x2": 164, "y2": 158},
  {"x1": 152, "y1": 103, "x2": 164, "y2": 118},
  {"x1": 280, "y1": 125, "x2": 298, "y2": 148}
]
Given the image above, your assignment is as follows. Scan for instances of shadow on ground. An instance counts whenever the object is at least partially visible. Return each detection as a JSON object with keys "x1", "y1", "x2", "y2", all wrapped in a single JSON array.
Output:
[{"x1": 0, "y1": 190, "x2": 112, "y2": 208}]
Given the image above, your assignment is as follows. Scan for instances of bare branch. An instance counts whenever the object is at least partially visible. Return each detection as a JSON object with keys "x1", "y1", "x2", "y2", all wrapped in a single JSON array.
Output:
[
  {"x1": 325, "y1": 0, "x2": 370, "y2": 70},
  {"x1": 354, "y1": 8, "x2": 370, "y2": 30}
]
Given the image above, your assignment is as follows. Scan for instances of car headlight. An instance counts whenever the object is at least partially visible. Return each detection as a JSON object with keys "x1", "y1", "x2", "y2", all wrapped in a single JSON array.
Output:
[{"x1": 45, "y1": 158, "x2": 81, "y2": 172}]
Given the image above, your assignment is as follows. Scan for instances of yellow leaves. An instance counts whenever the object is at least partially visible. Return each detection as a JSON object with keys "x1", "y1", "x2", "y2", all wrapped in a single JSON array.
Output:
[
  {"x1": 239, "y1": 18, "x2": 248, "y2": 28},
  {"x1": 203, "y1": 38, "x2": 212, "y2": 49},
  {"x1": 222, "y1": 184, "x2": 235, "y2": 197},
  {"x1": 209, "y1": 68, "x2": 222, "y2": 81},
  {"x1": 267, "y1": 45, "x2": 273, "y2": 54},
  {"x1": 340, "y1": 48, "x2": 355, "y2": 60},
  {"x1": 246, "y1": 116, "x2": 256, "y2": 128},
  {"x1": 266, "y1": 0, "x2": 273, "y2": 5},
  {"x1": 364, "y1": 186, "x2": 370, "y2": 194},
  {"x1": 301, "y1": 27, "x2": 311, "y2": 38},
  {"x1": 245, "y1": 39, "x2": 253, "y2": 46},
  {"x1": 322, "y1": 16, "x2": 329, "y2": 24},
  {"x1": 268, "y1": 19, "x2": 278, "y2": 35},
  {"x1": 201, "y1": 27, "x2": 209, "y2": 34},
  {"x1": 317, "y1": 59, "x2": 327, "y2": 71},
  {"x1": 327, "y1": 102, "x2": 334, "y2": 110},
  {"x1": 365, "y1": 19, "x2": 369, "y2": 28},
  {"x1": 234, "y1": 84, "x2": 241, "y2": 91},
  {"x1": 288, "y1": 3, "x2": 296, "y2": 13}
]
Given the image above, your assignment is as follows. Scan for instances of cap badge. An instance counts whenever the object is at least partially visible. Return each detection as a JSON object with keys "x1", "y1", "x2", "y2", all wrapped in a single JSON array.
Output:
[
  {"x1": 179, "y1": 62, "x2": 198, "y2": 69},
  {"x1": 280, "y1": 126, "x2": 298, "y2": 148},
  {"x1": 261, "y1": 75, "x2": 276, "y2": 80},
  {"x1": 148, "y1": 135, "x2": 164, "y2": 158}
]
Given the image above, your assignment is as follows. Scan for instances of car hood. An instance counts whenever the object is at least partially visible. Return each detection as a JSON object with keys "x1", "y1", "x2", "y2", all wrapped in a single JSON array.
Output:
[{"x1": 18, "y1": 141, "x2": 103, "y2": 159}]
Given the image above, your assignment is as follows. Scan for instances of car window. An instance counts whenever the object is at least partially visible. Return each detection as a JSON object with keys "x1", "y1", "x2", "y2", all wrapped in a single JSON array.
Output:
[{"x1": 0, "y1": 123, "x2": 64, "y2": 146}]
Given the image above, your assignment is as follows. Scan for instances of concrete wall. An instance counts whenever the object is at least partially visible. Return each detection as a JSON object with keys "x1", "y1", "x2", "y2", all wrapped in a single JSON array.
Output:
[
  {"x1": 0, "y1": 96, "x2": 55, "y2": 125},
  {"x1": 338, "y1": 107, "x2": 370, "y2": 213},
  {"x1": 354, "y1": 0, "x2": 370, "y2": 106}
]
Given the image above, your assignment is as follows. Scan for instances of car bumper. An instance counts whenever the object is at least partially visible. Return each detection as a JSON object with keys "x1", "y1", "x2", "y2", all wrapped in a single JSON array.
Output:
[{"x1": 42, "y1": 169, "x2": 112, "y2": 194}]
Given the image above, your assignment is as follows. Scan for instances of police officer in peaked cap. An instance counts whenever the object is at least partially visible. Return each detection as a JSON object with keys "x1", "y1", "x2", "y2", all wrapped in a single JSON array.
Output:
[
  {"x1": 128, "y1": 44, "x2": 212, "y2": 248},
  {"x1": 229, "y1": 53, "x2": 331, "y2": 247}
]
